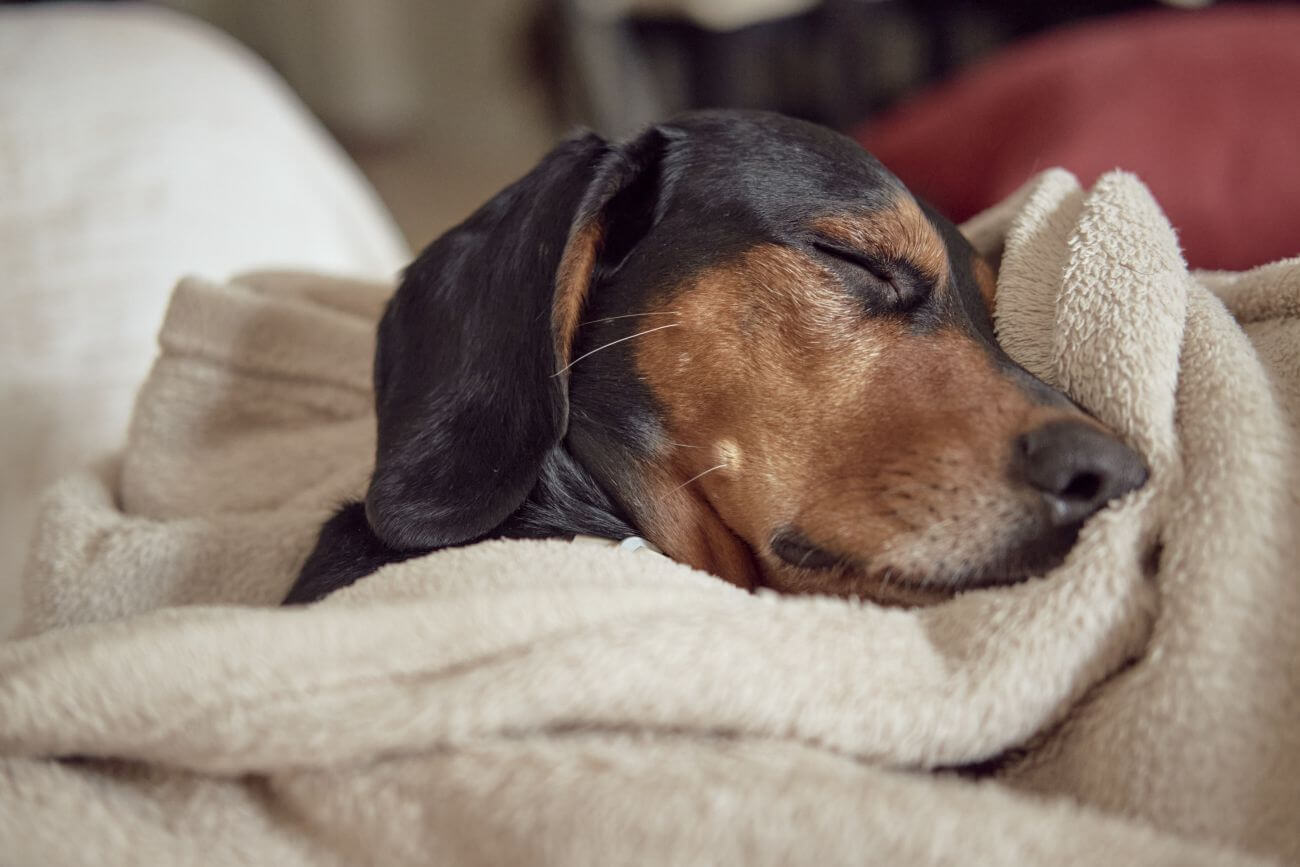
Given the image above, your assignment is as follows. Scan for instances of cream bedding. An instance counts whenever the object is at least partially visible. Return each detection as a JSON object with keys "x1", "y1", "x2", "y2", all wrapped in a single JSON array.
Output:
[{"x1": 1, "y1": 170, "x2": 1297, "y2": 865}]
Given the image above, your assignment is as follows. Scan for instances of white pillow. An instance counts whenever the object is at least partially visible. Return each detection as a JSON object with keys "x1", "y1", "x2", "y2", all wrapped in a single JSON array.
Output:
[{"x1": 0, "y1": 3, "x2": 409, "y2": 636}]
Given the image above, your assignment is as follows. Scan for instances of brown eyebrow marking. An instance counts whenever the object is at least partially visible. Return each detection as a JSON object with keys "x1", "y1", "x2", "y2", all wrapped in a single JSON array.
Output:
[
  {"x1": 972, "y1": 254, "x2": 998, "y2": 314},
  {"x1": 814, "y1": 194, "x2": 950, "y2": 288}
]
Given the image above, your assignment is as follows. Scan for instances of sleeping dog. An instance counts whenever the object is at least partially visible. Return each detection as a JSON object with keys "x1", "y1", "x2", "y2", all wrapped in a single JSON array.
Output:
[{"x1": 285, "y1": 110, "x2": 1147, "y2": 606}]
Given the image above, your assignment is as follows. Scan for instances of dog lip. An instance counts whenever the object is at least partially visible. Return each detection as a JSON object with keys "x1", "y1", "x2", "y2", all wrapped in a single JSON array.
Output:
[
  {"x1": 769, "y1": 515, "x2": 1083, "y2": 593},
  {"x1": 846, "y1": 522, "x2": 1082, "y2": 597},
  {"x1": 770, "y1": 527, "x2": 845, "y2": 571},
  {"x1": 955, "y1": 523, "x2": 1082, "y2": 589},
  {"x1": 853, "y1": 556, "x2": 1047, "y2": 602}
]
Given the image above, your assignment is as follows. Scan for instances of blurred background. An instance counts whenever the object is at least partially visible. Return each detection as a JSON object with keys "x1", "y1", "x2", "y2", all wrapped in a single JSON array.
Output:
[{"x1": 113, "y1": 0, "x2": 1290, "y2": 259}]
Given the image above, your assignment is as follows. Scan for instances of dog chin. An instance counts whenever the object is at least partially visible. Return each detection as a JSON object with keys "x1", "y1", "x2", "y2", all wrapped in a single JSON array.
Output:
[
  {"x1": 836, "y1": 554, "x2": 1065, "y2": 607},
  {"x1": 764, "y1": 523, "x2": 1083, "y2": 606}
]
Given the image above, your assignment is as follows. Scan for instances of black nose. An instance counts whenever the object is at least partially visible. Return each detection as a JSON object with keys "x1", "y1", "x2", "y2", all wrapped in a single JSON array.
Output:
[{"x1": 1015, "y1": 421, "x2": 1148, "y2": 527}]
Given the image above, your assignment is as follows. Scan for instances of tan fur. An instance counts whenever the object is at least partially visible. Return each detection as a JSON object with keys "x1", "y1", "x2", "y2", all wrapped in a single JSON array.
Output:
[
  {"x1": 972, "y1": 254, "x2": 998, "y2": 313},
  {"x1": 635, "y1": 241, "x2": 1084, "y2": 601},
  {"x1": 814, "y1": 194, "x2": 950, "y2": 287},
  {"x1": 553, "y1": 221, "x2": 603, "y2": 370},
  {"x1": 640, "y1": 464, "x2": 762, "y2": 591}
]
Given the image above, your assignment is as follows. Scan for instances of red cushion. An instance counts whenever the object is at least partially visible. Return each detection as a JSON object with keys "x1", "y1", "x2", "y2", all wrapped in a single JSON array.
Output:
[{"x1": 856, "y1": 7, "x2": 1300, "y2": 270}]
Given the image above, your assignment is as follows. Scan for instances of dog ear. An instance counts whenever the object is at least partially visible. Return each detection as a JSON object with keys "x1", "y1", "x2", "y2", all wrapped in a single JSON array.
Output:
[{"x1": 365, "y1": 128, "x2": 671, "y2": 550}]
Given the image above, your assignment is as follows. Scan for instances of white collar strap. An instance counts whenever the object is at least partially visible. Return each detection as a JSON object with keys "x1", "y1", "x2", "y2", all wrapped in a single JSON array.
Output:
[{"x1": 569, "y1": 534, "x2": 665, "y2": 558}]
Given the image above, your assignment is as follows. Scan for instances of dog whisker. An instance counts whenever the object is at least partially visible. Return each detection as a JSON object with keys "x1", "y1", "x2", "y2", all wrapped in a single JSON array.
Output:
[
  {"x1": 553, "y1": 323, "x2": 680, "y2": 376},
  {"x1": 878, "y1": 566, "x2": 898, "y2": 594},
  {"x1": 580, "y1": 310, "x2": 680, "y2": 327},
  {"x1": 571, "y1": 415, "x2": 707, "y2": 455},
  {"x1": 796, "y1": 544, "x2": 826, "y2": 570},
  {"x1": 666, "y1": 439, "x2": 706, "y2": 450},
  {"x1": 661, "y1": 463, "x2": 727, "y2": 499},
  {"x1": 571, "y1": 416, "x2": 648, "y2": 449},
  {"x1": 574, "y1": 404, "x2": 701, "y2": 454}
]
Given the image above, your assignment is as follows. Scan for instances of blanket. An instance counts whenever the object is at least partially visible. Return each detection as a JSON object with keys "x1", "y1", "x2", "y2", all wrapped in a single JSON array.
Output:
[{"x1": 2, "y1": 170, "x2": 1297, "y2": 865}]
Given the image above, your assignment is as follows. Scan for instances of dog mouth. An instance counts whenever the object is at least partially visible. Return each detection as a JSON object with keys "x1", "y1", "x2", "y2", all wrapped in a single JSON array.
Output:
[
  {"x1": 769, "y1": 528, "x2": 847, "y2": 571},
  {"x1": 768, "y1": 522, "x2": 1081, "y2": 604}
]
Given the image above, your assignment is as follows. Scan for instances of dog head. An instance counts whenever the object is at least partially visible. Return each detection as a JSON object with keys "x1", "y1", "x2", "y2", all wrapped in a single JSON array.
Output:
[{"x1": 366, "y1": 110, "x2": 1147, "y2": 604}]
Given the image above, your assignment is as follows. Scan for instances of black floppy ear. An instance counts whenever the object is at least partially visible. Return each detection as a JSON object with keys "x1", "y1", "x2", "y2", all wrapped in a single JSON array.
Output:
[{"x1": 365, "y1": 128, "x2": 670, "y2": 550}]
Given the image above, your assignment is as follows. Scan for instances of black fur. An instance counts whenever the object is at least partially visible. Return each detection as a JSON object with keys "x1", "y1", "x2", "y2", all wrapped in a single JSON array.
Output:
[
  {"x1": 283, "y1": 503, "x2": 419, "y2": 605},
  {"x1": 283, "y1": 451, "x2": 638, "y2": 605},
  {"x1": 363, "y1": 131, "x2": 605, "y2": 552},
  {"x1": 286, "y1": 125, "x2": 674, "y2": 604},
  {"x1": 284, "y1": 110, "x2": 1099, "y2": 605}
]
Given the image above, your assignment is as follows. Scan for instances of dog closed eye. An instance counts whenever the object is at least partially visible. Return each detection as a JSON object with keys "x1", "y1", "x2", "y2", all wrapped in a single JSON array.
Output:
[{"x1": 809, "y1": 239, "x2": 932, "y2": 314}]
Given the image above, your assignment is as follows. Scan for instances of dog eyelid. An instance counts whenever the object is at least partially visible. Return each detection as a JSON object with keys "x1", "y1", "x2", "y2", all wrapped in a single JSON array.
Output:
[
  {"x1": 810, "y1": 239, "x2": 890, "y2": 279},
  {"x1": 809, "y1": 239, "x2": 925, "y2": 311}
]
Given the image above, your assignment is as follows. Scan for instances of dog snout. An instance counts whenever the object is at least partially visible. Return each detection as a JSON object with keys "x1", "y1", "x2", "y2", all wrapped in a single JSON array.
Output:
[{"x1": 1015, "y1": 421, "x2": 1148, "y2": 528}]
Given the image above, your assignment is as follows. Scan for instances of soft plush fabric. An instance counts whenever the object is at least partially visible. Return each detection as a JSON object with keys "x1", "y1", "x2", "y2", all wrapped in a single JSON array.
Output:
[
  {"x1": 858, "y1": 6, "x2": 1300, "y2": 272},
  {"x1": 2, "y1": 170, "x2": 1298, "y2": 865},
  {"x1": 0, "y1": 3, "x2": 409, "y2": 637}
]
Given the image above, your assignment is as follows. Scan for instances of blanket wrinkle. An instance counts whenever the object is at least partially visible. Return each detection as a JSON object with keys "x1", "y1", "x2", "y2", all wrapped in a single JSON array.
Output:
[
  {"x1": 2, "y1": 172, "x2": 1298, "y2": 866},
  {"x1": 0, "y1": 544, "x2": 1147, "y2": 774}
]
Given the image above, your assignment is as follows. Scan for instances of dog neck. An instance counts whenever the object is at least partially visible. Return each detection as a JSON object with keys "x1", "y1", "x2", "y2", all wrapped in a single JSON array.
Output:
[{"x1": 497, "y1": 446, "x2": 640, "y2": 543}]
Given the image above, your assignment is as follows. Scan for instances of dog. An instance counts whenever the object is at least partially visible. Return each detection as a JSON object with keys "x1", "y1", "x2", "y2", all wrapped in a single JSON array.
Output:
[{"x1": 284, "y1": 110, "x2": 1147, "y2": 607}]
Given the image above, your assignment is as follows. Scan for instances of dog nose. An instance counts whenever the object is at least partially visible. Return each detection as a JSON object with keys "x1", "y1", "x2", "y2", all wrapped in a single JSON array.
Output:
[{"x1": 1015, "y1": 421, "x2": 1148, "y2": 527}]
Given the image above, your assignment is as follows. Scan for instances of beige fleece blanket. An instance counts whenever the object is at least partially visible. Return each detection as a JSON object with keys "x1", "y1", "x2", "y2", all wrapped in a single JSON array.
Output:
[{"x1": 2, "y1": 170, "x2": 1297, "y2": 866}]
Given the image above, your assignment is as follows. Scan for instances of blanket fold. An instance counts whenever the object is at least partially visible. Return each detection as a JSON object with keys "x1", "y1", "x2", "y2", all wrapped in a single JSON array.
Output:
[{"x1": 2, "y1": 171, "x2": 1297, "y2": 866}]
